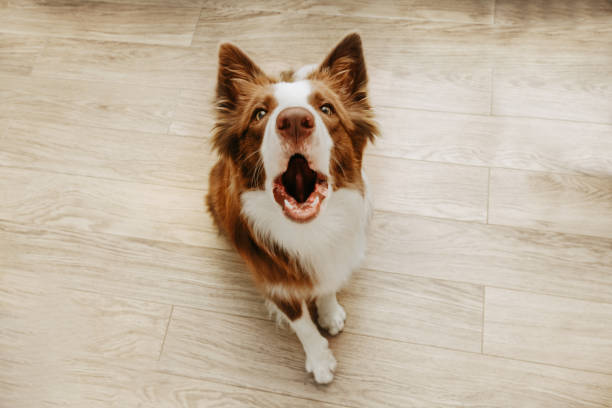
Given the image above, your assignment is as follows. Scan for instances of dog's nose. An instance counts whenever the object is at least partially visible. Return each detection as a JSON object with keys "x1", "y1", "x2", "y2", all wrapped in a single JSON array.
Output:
[{"x1": 276, "y1": 107, "x2": 314, "y2": 143}]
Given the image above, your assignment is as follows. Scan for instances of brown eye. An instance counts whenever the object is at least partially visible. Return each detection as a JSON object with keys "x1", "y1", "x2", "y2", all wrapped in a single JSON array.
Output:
[
  {"x1": 254, "y1": 109, "x2": 267, "y2": 121},
  {"x1": 320, "y1": 103, "x2": 333, "y2": 115}
]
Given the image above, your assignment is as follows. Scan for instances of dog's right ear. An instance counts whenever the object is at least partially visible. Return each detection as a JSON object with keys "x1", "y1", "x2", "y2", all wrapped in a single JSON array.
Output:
[{"x1": 216, "y1": 43, "x2": 264, "y2": 106}]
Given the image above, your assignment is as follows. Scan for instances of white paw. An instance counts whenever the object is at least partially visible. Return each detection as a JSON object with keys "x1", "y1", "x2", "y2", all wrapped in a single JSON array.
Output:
[
  {"x1": 318, "y1": 303, "x2": 346, "y2": 336},
  {"x1": 305, "y1": 346, "x2": 337, "y2": 384}
]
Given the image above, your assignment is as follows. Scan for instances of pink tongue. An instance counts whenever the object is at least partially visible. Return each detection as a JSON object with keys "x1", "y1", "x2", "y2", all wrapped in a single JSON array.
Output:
[{"x1": 281, "y1": 155, "x2": 316, "y2": 203}]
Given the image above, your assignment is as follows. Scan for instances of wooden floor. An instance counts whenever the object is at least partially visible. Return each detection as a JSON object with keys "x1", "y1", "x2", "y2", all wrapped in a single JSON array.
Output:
[{"x1": 1, "y1": 1, "x2": 612, "y2": 407}]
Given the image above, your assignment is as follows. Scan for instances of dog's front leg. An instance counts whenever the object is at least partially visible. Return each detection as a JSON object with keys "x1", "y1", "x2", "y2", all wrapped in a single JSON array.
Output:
[
  {"x1": 316, "y1": 293, "x2": 346, "y2": 336},
  {"x1": 272, "y1": 298, "x2": 337, "y2": 384}
]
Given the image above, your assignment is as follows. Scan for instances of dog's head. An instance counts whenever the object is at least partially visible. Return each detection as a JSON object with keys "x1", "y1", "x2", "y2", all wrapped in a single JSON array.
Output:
[{"x1": 213, "y1": 33, "x2": 377, "y2": 223}]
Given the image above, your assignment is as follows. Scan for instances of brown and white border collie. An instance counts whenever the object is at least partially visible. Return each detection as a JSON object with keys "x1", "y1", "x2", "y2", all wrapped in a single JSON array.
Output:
[{"x1": 207, "y1": 33, "x2": 378, "y2": 384}]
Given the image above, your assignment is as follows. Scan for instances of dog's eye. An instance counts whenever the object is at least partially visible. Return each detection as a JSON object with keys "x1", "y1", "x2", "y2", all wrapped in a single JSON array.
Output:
[
  {"x1": 320, "y1": 104, "x2": 333, "y2": 115},
  {"x1": 254, "y1": 109, "x2": 267, "y2": 121}
]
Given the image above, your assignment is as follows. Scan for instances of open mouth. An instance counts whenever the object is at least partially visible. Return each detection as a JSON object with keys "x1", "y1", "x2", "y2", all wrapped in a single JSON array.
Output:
[{"x1": 273, "y1": 154, "x2": 328, "y2": 223}]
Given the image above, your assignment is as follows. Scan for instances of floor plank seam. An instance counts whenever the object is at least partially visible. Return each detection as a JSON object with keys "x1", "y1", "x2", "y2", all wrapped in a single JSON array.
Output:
[
  {"x1": 489, "y1": 66, "x2": 494, "y2": 115},
  {"x1": 190, "y1": 5, "x2": 497, "y2": 26},
  {"x1": 158, "y1": 305, "x2": 174, "y2": 361},
  {"x1": 187, "y1": 6, "x2": 202, "y2": 48},
  {"x1": 5, "y1": 117, "x2": 209, "y2": 141},
  {"x1": 0, "y1": 163, "x2": 210, "y2": 193},
  {"x1": 189, "y1": 7, "x2": 205, "y2": 48},
  {"x1": 166, "y1": 88, "x2": 186, "y2": 136},
  {"x1": 0, "y1": 30, "x2": 196, "y2": 49},
  {"x1": 481, "y1": 286, "x2": 486, "y2": 353},
  {"x1": 375, "y1": 104, "x2": 612, "y2": 127},
  {"x1": 486, "y1": 167, "x2": 491, "y2": 224},
  {"x1": 492, "y1": 0, "x2": 496, "y2": 25},
  {"x1": 480, "y1": 352, "x2": 612, "y2": 377}
]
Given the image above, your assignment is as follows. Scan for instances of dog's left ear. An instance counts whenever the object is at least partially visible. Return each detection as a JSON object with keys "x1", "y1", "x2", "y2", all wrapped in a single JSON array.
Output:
[{"x1": 318, "y1": 33, "x2": 368, "y2": 103}]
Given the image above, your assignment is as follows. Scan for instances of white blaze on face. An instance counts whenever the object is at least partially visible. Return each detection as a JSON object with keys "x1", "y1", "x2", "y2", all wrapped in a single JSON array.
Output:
[{"x1": 261, "y1": 80, "x2": 333, "y2": 196}]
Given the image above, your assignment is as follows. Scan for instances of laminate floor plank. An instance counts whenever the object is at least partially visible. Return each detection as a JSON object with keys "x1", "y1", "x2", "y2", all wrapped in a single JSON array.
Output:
[
  {"x1": 168, "y1": 88, "x2": 215, "y2": 137},
  {"x1": 0, "y1": 3, "x2": 201, "y2": 46},
  {"x1": 0, "y1": 167, "x2": 224, "y2": 249},
  {"x1": 492, "y1": 66, "x2": 612, "y2": 124},
  {"x1": 159, "y1": 306, "x2": 612, "y2": 407},
  {"x1": 494, "y1": 0, "x2": 612, "y2": 25},
  {"x1": 32, "y1": 38, "x2": 216, "y2": 90},
  {"x1": 200, "y1": 0, "x2": 495, "y2": 24},
  {"x1": 1, "y1": 120, "x2": 215, "y2": 189},
  {"x1": 0, "y1": 221, "x2": 257, "y2": 317},
  {"x1": 343, "y1": 270, "x2": 483, "y2": 353},
  {"x1": 0, "y1": 270, "x2": 171, "y2": 405},
  {"x1": 3, "y1": 363, "x2": 345, "y2": 408},
  {"x1": 0, "y1": 33, "x2": 44, "y2": 75},
  {"x1": 483, "y1": 287, "x2": 612, "y2": 375},
  {"x1": 365, "y1": 211, "x2": 612, "y2": 304},
  {"x1": 365, "y1": 154, "x2": 489, "y2": 222},
  {"x1": 9, "y1": 0, "x2": 205, "y2": 6},
  {"x1": 370, "y1": 107, "x2": 612, "y2": 176},
  {"x1": 0, "y1": 74, "x2": 180, "y2": 133},
  {"x1": 489, "y1": 168, "x2": 612, "y2": 238}
]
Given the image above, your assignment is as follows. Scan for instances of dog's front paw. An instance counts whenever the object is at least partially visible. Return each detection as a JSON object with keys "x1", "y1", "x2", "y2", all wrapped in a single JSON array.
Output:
[
  {"x1": 305, "y1": 346, "x2": 337, "y2": 384},
  {"x1": 318, "y1": 302, "x2": 346, "y2": 336}
]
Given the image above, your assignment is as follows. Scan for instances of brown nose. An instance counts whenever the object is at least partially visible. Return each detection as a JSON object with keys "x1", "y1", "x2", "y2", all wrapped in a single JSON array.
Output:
[{"x1": 276, "y1": 107, "x2": 314, "y2": 143}]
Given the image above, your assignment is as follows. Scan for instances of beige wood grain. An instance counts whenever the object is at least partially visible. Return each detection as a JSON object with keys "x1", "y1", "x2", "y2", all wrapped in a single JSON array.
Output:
[
  {"x1": 160, "y1": 306, "x2": 612, "y2": 407},
  {"x1": 493, "y1": 66, "x2": 612, "y2": 124},
  {"x1": 0, "y1": 221, "x2": 255, "y2": 316},
  {"x1": 371, "y1": 107, "x2": 612, "y2": 176},
  {"x1": 1, "y1": 121, "x2": 215, "y2": 189},
  {"x1": 495, "y1": 0, "x2": 612, "y2": 25},
  {"x1": 343, "y1": 269, "x2": 483, "y2": 352},
  {"x1": 0, "y1": 271, "x2": 171, "y2": 364},
  {"x1": 32, "y1": 38, "x2": 216, "y2": 90},
  {"x1": 201, "y1": 0, "x2": 495, "y2": 24},
  {"x1": 0, "y1": 270, "x2": 172, "y2": 404},
  {"x1": 9, "y1": 0, "x2": 205, "y2": 6},
  {"x1": 0, "y1": 74, "x2": 179, "y2": 133},
  {"x1": 484, "y1": 287, "x2": 612, "y2": 374},
  {"x1": 369, "y1": 62, "x2": 491, "y2": 114},
  {"x1": 489, "y1": 168, "x2": 612, "y2": 238},
  {"x1": 365, "y1": 154, "x2": 489, "y2": 222},
  {"x1": 0, "y1": 3, "x2": 201, "y2": 46},
  {"x1": 0, "y1": 167, "x2": 223, "y2": 248},
  {"x1": 0, "y1": 33, "x2": 44, "y2": 75},
  {"x1": 0, "y1": 221, "x2": 484, "y2": 354},
  {"x1": 2, "y1": 360, "x2": 346, "y2": 408},
  {"x1": 365, "y1": 211, "x2": 612, "y2": 304},
  {"x1": 168, "y1": 88, "x2": 215, "y2": 137}
]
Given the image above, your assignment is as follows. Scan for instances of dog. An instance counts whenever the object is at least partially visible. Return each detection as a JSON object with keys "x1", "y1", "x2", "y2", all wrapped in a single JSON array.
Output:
[{"x1": 207, "y1": 33, "x2": 378, "y2": 384}]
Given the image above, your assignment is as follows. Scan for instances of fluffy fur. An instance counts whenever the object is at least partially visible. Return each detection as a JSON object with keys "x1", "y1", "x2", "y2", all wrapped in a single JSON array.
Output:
[{"x1": 207, "y1": 33, "x2": 378, "y2": 384}]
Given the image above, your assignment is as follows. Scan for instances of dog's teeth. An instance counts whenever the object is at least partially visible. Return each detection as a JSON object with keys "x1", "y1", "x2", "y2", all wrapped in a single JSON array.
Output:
[{"x1": 284, "y1": 199, "x2": 294, "y2": 209}]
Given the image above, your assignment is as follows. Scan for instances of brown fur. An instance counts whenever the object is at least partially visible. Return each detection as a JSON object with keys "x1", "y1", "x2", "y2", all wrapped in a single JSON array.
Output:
[{"x1": 207, "y1": 34, "x2": 377, "y2": 320}]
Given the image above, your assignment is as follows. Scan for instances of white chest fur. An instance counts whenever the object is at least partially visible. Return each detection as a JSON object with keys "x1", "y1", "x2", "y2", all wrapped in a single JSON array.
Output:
[{"x1": 241, "y1": 184, "x2": 371, "y2": 296}]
